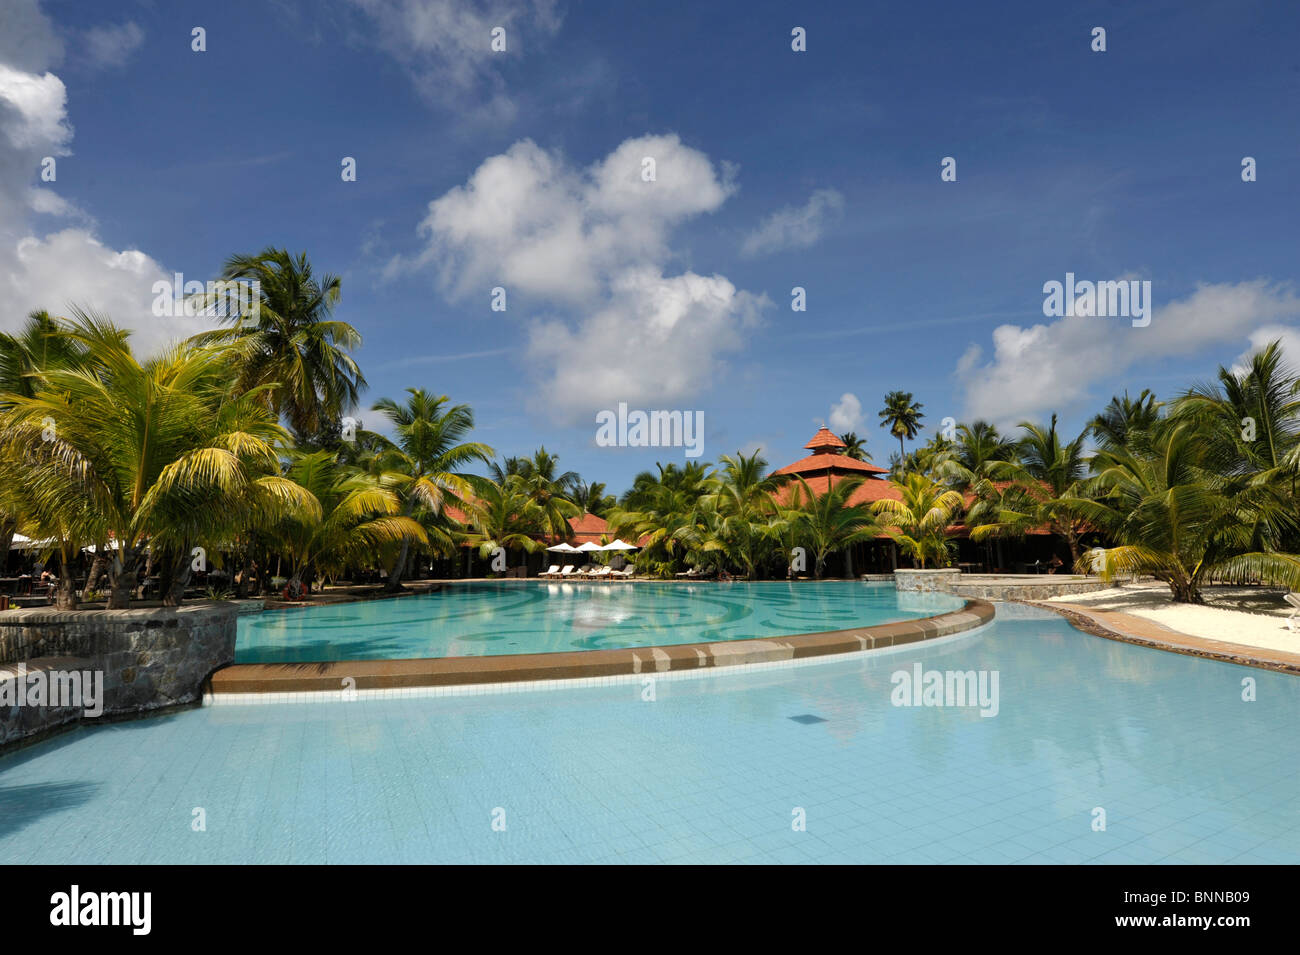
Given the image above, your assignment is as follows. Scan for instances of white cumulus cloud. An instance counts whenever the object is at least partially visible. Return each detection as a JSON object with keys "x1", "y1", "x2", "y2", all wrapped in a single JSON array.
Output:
[
  {"x1": 956, "y1": 279, "x2": 1300, "y2": 426},
  {"x1": 397, "y1": 133, "x2": 762, "y2": 421},
  {"x1": 828, "y1": 392, "x2": 863, "y2": 433},
  {"x1": 0, "y1": 2, "x2": 211, "y2": 352}
]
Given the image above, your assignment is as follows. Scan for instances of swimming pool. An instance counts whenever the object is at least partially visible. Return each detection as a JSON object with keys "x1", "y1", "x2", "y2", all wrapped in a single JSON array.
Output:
[
  {"x1": 235, "y1": 580, "x2": 967, "y2": 662},
  {"x1": 3, "y1": 605, "x2": 1298, "y2": 864}
]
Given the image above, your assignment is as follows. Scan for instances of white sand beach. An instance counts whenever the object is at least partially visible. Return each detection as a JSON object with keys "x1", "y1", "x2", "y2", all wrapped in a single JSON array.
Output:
[{"x1": 1048, "y1": 582, "x2": 1300, "y2": 654}]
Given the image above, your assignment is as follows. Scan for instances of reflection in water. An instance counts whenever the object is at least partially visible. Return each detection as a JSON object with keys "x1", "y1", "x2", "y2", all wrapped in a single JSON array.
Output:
[{"x1": 235, "y1": 581, "x2": 966, "y2": 662}]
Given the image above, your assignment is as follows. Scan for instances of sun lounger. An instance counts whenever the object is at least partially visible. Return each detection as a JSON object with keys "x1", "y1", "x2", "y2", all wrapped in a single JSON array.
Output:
[
  {"x1": 612, "y1": 565, "x2": 635, "y2": 579},
  {"x1": 1286, "y1": 592, "x2": 1300, "y2": 631},
  {"x1": 675, "y1": 567, "x2": 699, "y2": 578},
  {"x1": 588, "y1": 566, "x2": 611, "y2": 580},
  {"x1": 540, "y1": 565, "x2": 560, "y2": 578},
  {"x1": 557, "y1": 565, "x2": 576, "y2": 577}
]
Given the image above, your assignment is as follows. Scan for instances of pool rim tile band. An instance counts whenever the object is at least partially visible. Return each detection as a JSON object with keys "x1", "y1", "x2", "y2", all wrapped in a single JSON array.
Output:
[{"x1": 208, "y1": 598, "x2": 995, "y2": 698}]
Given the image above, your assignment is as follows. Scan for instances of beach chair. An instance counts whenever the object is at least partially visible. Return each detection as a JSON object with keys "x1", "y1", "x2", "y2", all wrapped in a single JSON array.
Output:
[
  {"x1": 588, "y1": 566, "x2": 611, "y2": 581},
  {"x1": 557, "y1": 565, "x2": 576, "y2": 577},
  {"x1": 1285, "y1": 592, "x2": 1300, "y2": 631},
  {"x1": 612, "y1": 564, "x2": 635, "y2": 580},
  {"x1": 540, "y1": 565, "x2": 560, "y2": 578}
]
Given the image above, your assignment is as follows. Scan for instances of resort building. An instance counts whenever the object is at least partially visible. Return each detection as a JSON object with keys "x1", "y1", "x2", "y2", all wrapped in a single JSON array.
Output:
[{"x1": 771, "y1": 428, "x2": 1065, "y2": 575}]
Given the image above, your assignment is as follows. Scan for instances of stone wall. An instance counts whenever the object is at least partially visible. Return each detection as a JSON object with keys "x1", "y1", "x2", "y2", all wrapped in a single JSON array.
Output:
[
  {"x1": 893, "y1": 569, "x2": 962, "y2": 592},
  {"x1": 893, "y1": 570, "x2": 1107, "y2": 601},
  {"x1": 946, "y1": 575, "x2": 1107, "y2": 601},
  {"x1": 0, "y1": 603, "x2": 240, "y2": 748}
]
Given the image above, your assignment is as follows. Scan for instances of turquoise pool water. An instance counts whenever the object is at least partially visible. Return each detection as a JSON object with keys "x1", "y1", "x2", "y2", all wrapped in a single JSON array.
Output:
[
  {"x1": 235, "y1": 580, "x2": 967, "y2": 662},
  {"x1": 3, "y1": 604, "x2": 1298, "y2": 864}
]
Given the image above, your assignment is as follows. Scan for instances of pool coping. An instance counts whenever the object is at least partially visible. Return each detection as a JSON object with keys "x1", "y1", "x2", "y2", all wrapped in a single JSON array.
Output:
[
  {"x1": 206, "y1": 598, "x2": 995, "y2": 696},
  {"x1": 1024, "y1": 599, "x2": 1300, "y2": 675}
]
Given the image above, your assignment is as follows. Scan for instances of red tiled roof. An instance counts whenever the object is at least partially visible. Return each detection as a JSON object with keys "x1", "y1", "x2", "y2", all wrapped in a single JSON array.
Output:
[
  {"x1": 804, "y1": 427, "x2": 847, "y2": 451},
  {"x1": 567, "y1": 512, "x2": 609, "y2": 544},
  {"x1": 774, "y1": 453, "x2": 889, "y2": 476},
  {"x1": 774, "y1": 475, "x2": 903, "y2": 507}
]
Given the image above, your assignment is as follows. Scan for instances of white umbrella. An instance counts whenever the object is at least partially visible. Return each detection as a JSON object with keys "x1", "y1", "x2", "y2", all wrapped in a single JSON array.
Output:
[
  {"x1": 12, "y1": 535, "x2": 56, "y2": 550},
  {"x1": 600, "y1": 539, "x2": 637, "y2": 551},
  {"x1": 576, "y1": 542, "x2": 603, "y2": 552},
  {"x1": 546, "y1": 542, "x2": 579, "y2": 553}
]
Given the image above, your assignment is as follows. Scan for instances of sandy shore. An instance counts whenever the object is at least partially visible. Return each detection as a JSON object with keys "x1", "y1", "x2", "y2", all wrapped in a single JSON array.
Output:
[{"x1": 1047, "y1": 582, "x2": 1300, "y2": 654}]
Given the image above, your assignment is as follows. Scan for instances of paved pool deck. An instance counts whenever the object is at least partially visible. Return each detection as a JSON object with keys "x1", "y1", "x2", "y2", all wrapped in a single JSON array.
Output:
[{"x1": 1028, "y1": 599, "x2": 1300, "y2": 675}]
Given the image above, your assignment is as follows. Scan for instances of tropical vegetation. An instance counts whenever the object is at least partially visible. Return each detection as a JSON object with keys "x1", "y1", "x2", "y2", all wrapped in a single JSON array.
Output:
[{"x1": 4, "y1": 249, "x2": 1300, "y2": 606}]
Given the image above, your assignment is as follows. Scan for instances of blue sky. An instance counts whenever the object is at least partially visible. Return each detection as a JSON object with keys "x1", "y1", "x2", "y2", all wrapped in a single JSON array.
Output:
[{"x1": 3, "y1": 0, "x2": 1298, "y2": 491}]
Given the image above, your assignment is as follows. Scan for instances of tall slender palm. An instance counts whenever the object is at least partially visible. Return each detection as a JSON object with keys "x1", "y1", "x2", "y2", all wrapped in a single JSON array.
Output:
[
  {"x1": 872, "y1": 473, "x2": 964, "y2": 569},
  {"x1": 369, "y1": 389, "x2": 494, "y2": 591},
  {"x1": 784, "y1": 476, "x2": 880, "y2": 578},
  {"x1": 878, "y1": 390, "x2": 925, "y2": 464},
  {"x1": 189, "y1": 248, "x2": 366, "y2": 438}
]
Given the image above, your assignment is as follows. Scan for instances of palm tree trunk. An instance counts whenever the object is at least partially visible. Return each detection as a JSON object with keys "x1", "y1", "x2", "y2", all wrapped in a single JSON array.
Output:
[
  {"x1": 385, "y1": 537, "x2": 411, "y2": 592},
  {"x1": 163, "y1": 550, "x2": 191, "y2": 606},
  {"x1": 0, "y1": 517, "x2": 15, "y2": 574},
  {"x1": 55, "y1": 545, "x2": 77, "y2": 610},
  {"x1": 84, "y1": 551, "x2": 107, "y2": 596}
]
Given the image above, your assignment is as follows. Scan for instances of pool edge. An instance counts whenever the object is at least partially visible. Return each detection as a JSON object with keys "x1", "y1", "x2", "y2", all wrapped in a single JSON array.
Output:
[
  {"x1": 207, "y1": 599, "x2": 996, "y2": 697},
  {"x1": 1024, "y1": 599, "x2": 1300, "y2": 675}
]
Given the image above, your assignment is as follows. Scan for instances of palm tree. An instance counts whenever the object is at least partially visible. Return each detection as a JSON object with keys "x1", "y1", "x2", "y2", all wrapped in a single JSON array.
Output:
[
  {"x1": 509, "y1": 447, "x2": 580, "y2": 541},
  {"x1": 1090, "y1": 389, "x2": 1164, "y2": 453},
  {"x1": 1175, "y1": 341, "x2": 1300, "y2": 480},
  {"x1": 872, "y1": 472, "x2": 964, "y2": 569},
  {"x1": 976, "y1": 414, "x2": 1091, "y2": 564},
  {"x1": 703, "y1": 451, "x2": 785, "y2": 579},
  {"x1": 878, "y1": 390, "x2": 925, "y2": 464},
  {"x1": 460, "y1": 479, "x2": 545, "y2": 570},
  {"x1": 1066, "y1": 418, "x2": 1300, "y2": 602},
  {"x1": 0, "y1": 310, "x2": 317, "y2": 607},
  {"x1": 369, "y1": 390, "x2": 493, "y2": 591},
  {"x1": 570, "y1": 479, "x2": 615, "y2": 517},
  {"x1": 839, "y1": 432, "x2": 870, "y2": 461},
  {"x1": 274, "y1": 451, "x2": 424, "y2": 593},
  {"x1": 189, "y1": 248, "x2": 366, "y2": 439},
  {"x1": 784, "y1": 476, "x2": 880, "y2": 578},
  {"x1": 0, "y1": 310, "x2": 96, "y2": 564},
  {"x1": 608, "y1": 462, "x2": 715, "y2": 577}
]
